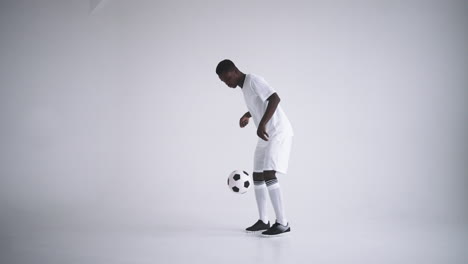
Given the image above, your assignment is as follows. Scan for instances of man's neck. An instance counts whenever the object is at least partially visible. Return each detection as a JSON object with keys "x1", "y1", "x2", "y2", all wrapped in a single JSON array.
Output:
[{"x1": 239, "y1": 73, "x2": 246, "y2": 88}]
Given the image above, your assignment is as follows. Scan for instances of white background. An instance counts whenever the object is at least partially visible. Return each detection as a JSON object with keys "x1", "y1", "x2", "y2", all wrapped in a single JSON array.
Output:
[{"x1": 1, "y1": 1, "x2": 467, "y2": 263}]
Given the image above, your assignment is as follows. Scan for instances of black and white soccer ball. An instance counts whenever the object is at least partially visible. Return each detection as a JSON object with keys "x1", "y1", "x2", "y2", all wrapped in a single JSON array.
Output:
[{"x1": 227, "y1": 170, "x2": 252, "y2": 194}]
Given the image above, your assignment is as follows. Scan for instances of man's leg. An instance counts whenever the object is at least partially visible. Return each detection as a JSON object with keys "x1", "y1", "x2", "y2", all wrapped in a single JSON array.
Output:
[
  {"x1": 253, "y1": 172, "x2": 269, "y2": 224},
  {"x1": 263, "y1": 170, "x2": 288, "y2": 226}
]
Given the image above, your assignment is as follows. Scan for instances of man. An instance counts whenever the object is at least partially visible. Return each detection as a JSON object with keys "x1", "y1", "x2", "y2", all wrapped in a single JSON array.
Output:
[{"x1": 216, "y1": 59, "x2": 294, "y2": 237}]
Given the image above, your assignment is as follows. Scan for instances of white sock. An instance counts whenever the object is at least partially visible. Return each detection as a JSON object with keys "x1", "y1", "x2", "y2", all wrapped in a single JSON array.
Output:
[
  {"x1": 254, "y1": 180, "x2": 269, "y2": 224},
  {"x1": 266, "y1": 178, "x2": 288, "y2": 226}
]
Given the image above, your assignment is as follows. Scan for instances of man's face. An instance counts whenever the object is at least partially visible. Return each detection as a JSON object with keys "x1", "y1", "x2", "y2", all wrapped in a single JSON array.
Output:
[{"x1": 218, "y1": 70, "x2": 237, "y2": 88}]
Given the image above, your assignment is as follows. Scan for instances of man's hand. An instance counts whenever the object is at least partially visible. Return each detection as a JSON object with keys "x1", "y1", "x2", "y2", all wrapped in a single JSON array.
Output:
[
  {"x1": 257, "y1": 122, "x2": 269, "y2": 141},
  {"x1": 239, "y1": 114, "x2": 250, "y2": 128}
]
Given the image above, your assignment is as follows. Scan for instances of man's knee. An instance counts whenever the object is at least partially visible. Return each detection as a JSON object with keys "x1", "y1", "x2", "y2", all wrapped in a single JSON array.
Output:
[
  {"x1": 263, "y1": 170, "x2": 277, "y2": 181},
  {"x1": 253, "y1": 172, "x2": 264, "y2": 181}
]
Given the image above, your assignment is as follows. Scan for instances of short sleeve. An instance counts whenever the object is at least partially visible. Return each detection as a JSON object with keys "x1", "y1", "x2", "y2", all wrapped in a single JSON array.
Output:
[{"x1": 251, "y1": 75, "x2": 276, "y2": 102}]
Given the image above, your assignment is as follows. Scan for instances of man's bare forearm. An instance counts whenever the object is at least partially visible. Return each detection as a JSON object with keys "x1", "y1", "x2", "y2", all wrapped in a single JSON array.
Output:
[{"x1": 244, "y1": 112, "x2": 252, "y2": 118}]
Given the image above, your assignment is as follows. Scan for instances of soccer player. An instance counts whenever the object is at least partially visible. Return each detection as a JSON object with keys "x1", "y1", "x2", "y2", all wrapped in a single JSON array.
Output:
[{"x1": 216, "y1": 59, "x2": 294, "y2": 237}]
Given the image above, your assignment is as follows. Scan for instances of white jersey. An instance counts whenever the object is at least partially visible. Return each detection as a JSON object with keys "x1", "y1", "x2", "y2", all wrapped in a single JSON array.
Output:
[{"x1": 241, "y1": 73, "x2": 294, "y2": 137}]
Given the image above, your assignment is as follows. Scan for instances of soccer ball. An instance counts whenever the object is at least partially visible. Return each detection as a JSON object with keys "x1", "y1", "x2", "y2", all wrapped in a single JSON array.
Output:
[{"x1": 227, "y1": 170, "x2": 252, "y2": 194}]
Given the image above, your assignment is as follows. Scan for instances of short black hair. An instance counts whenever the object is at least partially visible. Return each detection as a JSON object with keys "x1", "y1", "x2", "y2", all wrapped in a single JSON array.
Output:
[{"x1": 216, "y1": 59, "x2": 236, "y2": 75}]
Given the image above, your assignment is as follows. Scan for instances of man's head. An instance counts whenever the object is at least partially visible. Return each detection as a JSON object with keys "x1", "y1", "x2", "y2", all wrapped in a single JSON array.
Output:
[{"x1": 216, "y1": 59, "x2": 242, "y2": 88}]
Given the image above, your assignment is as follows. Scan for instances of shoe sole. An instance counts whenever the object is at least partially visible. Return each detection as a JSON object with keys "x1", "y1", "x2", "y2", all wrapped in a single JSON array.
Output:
[
  {"x1": 260, "y1": 229, "x2": 291, "y2": 237},
  {"x1": 245, "y1": 229, "x2": 269, "y2": 233}
]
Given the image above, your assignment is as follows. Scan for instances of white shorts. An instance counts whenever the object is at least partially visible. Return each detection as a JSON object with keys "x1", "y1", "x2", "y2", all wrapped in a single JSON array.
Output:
[{"x1": 253, "y1": 133, "x2": 293, "y2": 174}]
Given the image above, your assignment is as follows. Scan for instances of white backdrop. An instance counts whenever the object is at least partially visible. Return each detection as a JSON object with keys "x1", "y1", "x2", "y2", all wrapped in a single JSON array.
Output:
[{"x1": 1, "y1": 0, "x2": 467, "y2": 263}]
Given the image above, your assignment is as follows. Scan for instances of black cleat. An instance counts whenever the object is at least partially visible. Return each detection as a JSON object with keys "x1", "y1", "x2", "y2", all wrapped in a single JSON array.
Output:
[
  {"x1": 245, "y1": 220, "x2": 270, "y2": 233},
  {"x1": 261, "y1": 221, "x2": 290, "y2": 237}
]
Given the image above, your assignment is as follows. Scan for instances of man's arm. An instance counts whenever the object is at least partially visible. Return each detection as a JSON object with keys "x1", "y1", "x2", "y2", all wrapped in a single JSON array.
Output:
[
  {"x1": 257, "y1": 93, "x2": 281, "y2": 140},
  {"x1": 259, "y1": 93, "x2": 281, "y2": 126},
  {"x1": 244, "y1": 112, "x2": 252, "y2": 118}
]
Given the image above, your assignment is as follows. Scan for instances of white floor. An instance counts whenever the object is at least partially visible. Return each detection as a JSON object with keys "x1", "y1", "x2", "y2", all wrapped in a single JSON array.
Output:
[{"x1": 2, "y1": 211, "x2": 467, "y2": 264}]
